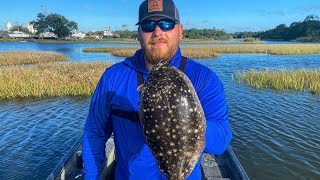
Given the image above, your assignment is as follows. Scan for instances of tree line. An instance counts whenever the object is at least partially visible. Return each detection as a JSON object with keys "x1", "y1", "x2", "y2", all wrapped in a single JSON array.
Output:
[
  {"x1": 6, "y1": 12, "x2": 320, "y2": 42},
  {"x1": 255, "y1": 15, "x2": 320, "y2": 42}
]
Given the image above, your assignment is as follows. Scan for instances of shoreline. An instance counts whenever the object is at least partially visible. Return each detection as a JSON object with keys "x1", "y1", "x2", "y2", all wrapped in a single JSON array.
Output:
[{"x1": 0, "y1": 38, "x2": 265, "y2": 44}]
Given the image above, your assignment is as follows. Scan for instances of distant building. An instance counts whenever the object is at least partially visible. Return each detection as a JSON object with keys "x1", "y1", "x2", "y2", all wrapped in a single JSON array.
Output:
[
  {"x1": 39, "y1": 32, "x2": 57, "y2": 39},
  {"x1": 8, "y1": 31, "x2": 30, "y2": 38},
  {"x1": 27, "y1": 23, "x2": 35, "y2": 33},
  {"x1": 0, "y1": 32, "x2": 9, "y2": 38},
  {"x1": 71, "y1": 31, "x2": 86, "y2": 39},
  {"x1": 7, "y1": 20, "x2": 12, "y2": 31},
  {"x1": 103, "y1": 27, "x2": 114, "y2": 38},
  {"x1": 86, "y1": 34, "x2": 101, "y2": 39}
]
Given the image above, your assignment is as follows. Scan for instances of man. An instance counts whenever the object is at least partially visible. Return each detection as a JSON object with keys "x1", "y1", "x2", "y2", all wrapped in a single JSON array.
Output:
[{"x1": 82, "y1": 0, "x2": 232, "y2": 179}]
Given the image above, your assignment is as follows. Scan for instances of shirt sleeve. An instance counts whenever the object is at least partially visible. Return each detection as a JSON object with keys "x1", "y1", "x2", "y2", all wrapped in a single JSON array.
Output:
[
  {"x1": 82, "y1": 71, "x2": 113, "y2": 179},
  {"x1": 197, "y1": 72, "x2": 232, "y2": 155}
]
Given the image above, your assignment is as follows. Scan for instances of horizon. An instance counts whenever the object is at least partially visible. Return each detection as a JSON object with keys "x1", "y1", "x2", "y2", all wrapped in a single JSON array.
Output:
[{"x1": 0, "y1": 0, "x2": 319, "y2": 33}]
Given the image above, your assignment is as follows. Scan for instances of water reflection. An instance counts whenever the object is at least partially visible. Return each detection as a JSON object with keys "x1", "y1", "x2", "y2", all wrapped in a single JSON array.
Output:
[{"x1": 0, "y1": 96, "x2": 90, "y2": 179}]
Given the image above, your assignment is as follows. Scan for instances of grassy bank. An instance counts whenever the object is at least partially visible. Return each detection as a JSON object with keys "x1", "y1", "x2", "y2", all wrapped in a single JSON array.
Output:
[
  {"x1": 0, "y1": 38, "x2": 265, "y2": 44},
  {"x1": 0, "y1": 62, "x2": 112, "y2": 99},
  {"x1": 0, "y1": 51, "x2": 69, "y2": 66},
  {"x1": 235, "y1": 69, "x2": 320, "y2": 95},
  {"x1": 83, "y1": 44, "x2": 320, "y2": 58},
  {"x1": 83, "y1": 46, "x2": 220, "y2": 59},
  {"x1": 184, "y1": 44, "x2": 320, "y2": 55},
  {"x1": 35, "y1": 38, "x2": 140, "y2": 44}
]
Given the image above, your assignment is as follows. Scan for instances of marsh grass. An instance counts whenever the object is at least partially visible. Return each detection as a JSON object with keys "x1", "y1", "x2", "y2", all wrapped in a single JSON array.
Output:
[
  {"x1": 0, "y1": 51, "x2": 69, "y2": 66},
  {"x1": 83, "y1": 44, "x2": 320, "y2": 58},
  {"x1": 235, "y1": 69, "x2": 320, "y2": 95},
  {"x1": 83, "y1": 46, "x2": 219, "y2": 59},
  {"x1": 0, "y1": 62, "x2": 112, "y2": 99}
]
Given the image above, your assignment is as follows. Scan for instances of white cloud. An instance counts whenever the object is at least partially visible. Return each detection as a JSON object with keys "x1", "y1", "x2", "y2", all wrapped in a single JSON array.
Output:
[{"x1": 255, "y1": 9, "x2": 287, "y2": 17}]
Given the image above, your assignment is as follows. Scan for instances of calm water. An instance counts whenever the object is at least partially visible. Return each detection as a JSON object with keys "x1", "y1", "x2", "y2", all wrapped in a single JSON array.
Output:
[{"x1": 0, "y1": 42, "x2": 319, "y2": 179}]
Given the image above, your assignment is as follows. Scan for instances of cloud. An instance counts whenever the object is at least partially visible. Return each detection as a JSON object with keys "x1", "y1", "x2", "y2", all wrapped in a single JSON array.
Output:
[
  {"x1": 294, "y1": 3, "x2": 320, "y2": 12},
  {"x1": 201, "y1": 20, "x2": 209, "y2": 25},
  {"x1": 185, "y1": 21, "x2": 194, "y2": 26},
  {"x1": 255, "y1": 9, "x2": 286, "y2": 17},
  {"x1": 83, "y1": 5, "x2": 93, "y2": 11}
]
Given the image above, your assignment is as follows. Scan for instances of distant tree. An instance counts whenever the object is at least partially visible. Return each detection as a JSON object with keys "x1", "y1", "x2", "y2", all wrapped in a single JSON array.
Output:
[
  {"x1": 113, "y1": 30, "x2": 138, "y2": 39},
  {"x1": 87, "y1": 31, "x2": 103, "y2": 36},
  {"x1": 10, "y1": 26, "x2": 30, "y2": 34},
  {"x1": 231, "y1": 31, "x2": 262, "y2": 39},
  {"x1": 257, "y1": 15, "x2": 320, "y2": 41},
  {"x1": 183, "y1": 28, "x2": 231, "y2": 40},
  {"x1": 304, "y1": 14, "x2": 320, "y2": 21},
  {"x1": 121, "y1": 24, "x2": 128, "y2": 30},
  {"x1": 46, "y1": 13, "x2": 78, "y2": 39},
  {"x1": 31, "y1": 13, "x2": 47, "y2": 36},
  {"x1": 31, "y1": 13, "x2": 78, "y2": 39}
]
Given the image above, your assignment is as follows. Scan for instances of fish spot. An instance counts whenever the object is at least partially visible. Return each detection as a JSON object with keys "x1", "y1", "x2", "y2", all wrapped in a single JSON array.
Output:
[{"x1": 173, "y1": 149, "x2": 177, "y2": 153}]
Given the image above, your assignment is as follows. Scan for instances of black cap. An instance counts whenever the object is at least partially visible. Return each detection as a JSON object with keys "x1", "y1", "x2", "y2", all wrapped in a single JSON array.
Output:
[{"x1": 136, "y1": 0, "x2": 180, "y2": 25}]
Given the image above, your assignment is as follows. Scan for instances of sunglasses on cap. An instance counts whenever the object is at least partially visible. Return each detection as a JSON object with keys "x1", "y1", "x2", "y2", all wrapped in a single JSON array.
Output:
[{"x1": 140, "y1": 19, "x2": 177, "y2": 32}]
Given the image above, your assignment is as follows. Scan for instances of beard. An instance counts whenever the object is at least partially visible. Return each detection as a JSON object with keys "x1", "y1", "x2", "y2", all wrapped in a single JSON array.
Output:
[{"x1": 140, "y1": 37, "x2": 179, "y2": 65}]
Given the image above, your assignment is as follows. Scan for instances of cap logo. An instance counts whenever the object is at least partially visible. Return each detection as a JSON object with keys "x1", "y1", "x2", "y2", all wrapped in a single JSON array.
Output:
[{"x1": 148, "y1": 0, "x2": 163, "y2": 12}]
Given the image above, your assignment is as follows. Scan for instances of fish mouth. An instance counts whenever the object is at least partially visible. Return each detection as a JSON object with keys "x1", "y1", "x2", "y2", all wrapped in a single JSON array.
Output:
[
  {"x1": 151, "y1": 60, "x2": 169, "y2": 72},
  {"x1": 155, "y1": 60, "x2": 166, "y2": 66}
]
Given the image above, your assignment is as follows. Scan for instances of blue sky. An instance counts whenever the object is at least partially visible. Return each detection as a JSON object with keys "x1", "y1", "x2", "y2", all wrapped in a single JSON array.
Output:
[{"x1": 0, "y1": 0, "x2": 320, "y2": 33}]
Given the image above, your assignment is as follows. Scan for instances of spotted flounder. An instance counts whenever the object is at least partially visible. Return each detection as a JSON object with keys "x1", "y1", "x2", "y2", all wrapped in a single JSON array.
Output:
[{"x1": 139, "y1": 61, "x2": 206, "y2": 180}]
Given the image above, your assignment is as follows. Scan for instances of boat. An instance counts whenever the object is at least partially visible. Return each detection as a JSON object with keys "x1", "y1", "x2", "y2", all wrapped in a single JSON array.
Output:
[
  {"x1": 47, "y1": 136, "x2": 249, "y2": 180},
  {"x1": 8, "y1": 31, "x2": 30, "y2": 38}
]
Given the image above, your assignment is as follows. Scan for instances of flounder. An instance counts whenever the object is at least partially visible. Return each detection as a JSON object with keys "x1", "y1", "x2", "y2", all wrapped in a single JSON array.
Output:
[{"x1": 139, "y1": 61, "x2": 206, "y2": 180}]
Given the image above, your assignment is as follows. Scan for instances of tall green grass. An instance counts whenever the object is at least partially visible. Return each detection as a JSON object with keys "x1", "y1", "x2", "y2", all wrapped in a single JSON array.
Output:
[
  {"x1": 235, "y1": 69, "x2": 320, "y2": 95},
  {"x1": 0, "y1": 62, "x2": 112, "y2": 99},
  {"x1": 83, "y1": 44, "x2": 320, "y2": 58},
  {"x1": 83, "y1": 46, "x2": 219, "y2": 59},
  {"x1": 0, "y1": 51, "x2": 68, "y2": 66}
]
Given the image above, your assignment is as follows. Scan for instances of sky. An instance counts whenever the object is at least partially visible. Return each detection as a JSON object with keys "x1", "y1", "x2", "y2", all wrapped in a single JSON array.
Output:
[{"x1": 0, "y1": 0, "x2": 320, "y2": 33}]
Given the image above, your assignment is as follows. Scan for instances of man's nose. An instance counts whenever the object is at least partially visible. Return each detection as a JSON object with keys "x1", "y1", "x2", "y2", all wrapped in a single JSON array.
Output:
[{"x1": 153, "y1": 25, "x2": 163, "y2": 36}]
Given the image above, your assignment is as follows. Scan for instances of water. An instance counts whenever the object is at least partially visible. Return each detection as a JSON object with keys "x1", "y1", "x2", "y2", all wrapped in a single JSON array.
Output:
[{"x1": 0, "y1": 42, "x2": 319, "y2": 179}]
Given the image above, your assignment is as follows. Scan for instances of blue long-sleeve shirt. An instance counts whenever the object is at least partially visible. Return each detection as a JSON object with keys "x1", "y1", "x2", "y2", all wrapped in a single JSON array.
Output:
[{"x1": 82, "y1": 48, "x2": 232, "y2": 179}]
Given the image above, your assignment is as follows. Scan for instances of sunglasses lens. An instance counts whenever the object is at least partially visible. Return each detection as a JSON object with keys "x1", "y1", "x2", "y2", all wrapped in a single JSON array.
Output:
[
  {"x1": 141, "y1": 22, "x2": 156, "y2": 32},
  {"x1": 141, "y1": 20, "x2": 176, "y2": 32},
  {"x1": 159, "y1": 21, "x2": 175, "y2": 31}
]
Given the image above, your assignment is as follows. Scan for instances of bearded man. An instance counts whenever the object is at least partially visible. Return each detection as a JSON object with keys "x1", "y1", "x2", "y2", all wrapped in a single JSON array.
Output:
[{"x1": 82, "y1": 0, "x2": 232, "y2": 179}]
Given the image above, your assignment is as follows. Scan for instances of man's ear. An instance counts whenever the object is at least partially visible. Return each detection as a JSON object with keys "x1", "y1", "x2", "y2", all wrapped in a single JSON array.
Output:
[
  {"x1": 137, "y1": 27, "x2": 141, "y2": 41},
  {"x1": 178, "y1": 24, "x2": 184, "y2": 39}
]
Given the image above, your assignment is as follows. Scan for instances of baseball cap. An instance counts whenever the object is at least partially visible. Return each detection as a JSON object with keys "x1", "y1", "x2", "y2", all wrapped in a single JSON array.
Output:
[{"x1": 136, "y1": 0, "x2": 180, "y2": 25}]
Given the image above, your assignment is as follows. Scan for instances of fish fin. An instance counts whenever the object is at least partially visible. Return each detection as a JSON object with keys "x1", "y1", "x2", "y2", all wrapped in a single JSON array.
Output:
[{"x1": 137, "y1": 84, "x2": 144, "y2": 92}]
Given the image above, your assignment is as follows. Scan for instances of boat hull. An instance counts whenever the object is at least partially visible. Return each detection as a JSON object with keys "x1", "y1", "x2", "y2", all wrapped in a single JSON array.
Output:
[{"x1": 47, "y1": 136, "x2": 249, "y2": 180}]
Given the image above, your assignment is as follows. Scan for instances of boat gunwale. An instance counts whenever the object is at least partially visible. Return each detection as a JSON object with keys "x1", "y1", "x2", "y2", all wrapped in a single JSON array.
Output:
[{"x1": 47, "y1": 136, "x2": 249, "y2": 180}]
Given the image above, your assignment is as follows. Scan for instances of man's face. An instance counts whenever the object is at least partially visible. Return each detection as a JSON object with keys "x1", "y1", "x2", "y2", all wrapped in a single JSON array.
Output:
[{"x1": 138, "y1": 17, "x2": 183, "y2": 65}]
